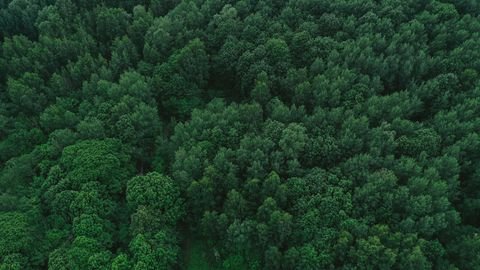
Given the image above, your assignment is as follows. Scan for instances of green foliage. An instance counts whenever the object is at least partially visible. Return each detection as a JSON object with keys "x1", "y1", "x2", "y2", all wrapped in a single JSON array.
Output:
[
  {"x1": 129, "y1": 231, "x2": 180, "y2": 270},
  {"x1": 60, "y1": 139, "x2": 133, "y2": 191},
  {"x1": 0, "y1": 212, "x2": 32, "y2": 257},
  {"x1": 1, "y1": 0, "x2": 480, "y2": 269},
  {"x1": 127, "y1": 172, "x2": 184, "y2": 228},
  {"x1": 152, "y1": 38, "x2": 209, "y2": 118}
]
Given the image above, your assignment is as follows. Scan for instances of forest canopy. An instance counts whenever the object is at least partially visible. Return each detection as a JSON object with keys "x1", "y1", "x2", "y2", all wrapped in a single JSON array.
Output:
[{"x1": 1, "y1": 0, "x2": 480, "y2": 269}]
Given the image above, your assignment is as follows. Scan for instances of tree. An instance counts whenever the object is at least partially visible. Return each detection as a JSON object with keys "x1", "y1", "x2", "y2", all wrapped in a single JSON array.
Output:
[
  {"x1": 6, "y1": 72, "x2": 46, "y2": 115},
  {"x1": 152, "y1": 38, "x2": 209, "y2": 118},
  {"x1": 111, "y1": 253, "x2": 131, "y2": 270},
  {"x1": 279, "y1": 123, "x2": 307, "y2": 159},
  {"x1": 129, "y1": 230, "x2": 180, "y2": 270},
  {"x1": 60, "y1": 139, "x2": 133, "y2": 192},
  {"x1": 127, "y1": 5, "x2": 153, "y2": 51},
  {"x1": 127, "y1": 172, "x2": 184, "y2": 227},
  {"x1": 94, "y1": 7, "x2": 130, "y2": 44},
  {"x1": 251, "y1": 71, "x2": 271, "y2": 106},
  {"x1": 0, "y1": 212, "x2": 32, "y2": 257},
  {"x1": 110, "y1": 36, "x2": 139, "y2": 78}
]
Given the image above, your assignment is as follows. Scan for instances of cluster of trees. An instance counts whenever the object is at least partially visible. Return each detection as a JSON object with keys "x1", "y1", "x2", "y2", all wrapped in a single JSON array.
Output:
[{"x1": 1, "y1": 0, "x2": 480, "y2": 269}]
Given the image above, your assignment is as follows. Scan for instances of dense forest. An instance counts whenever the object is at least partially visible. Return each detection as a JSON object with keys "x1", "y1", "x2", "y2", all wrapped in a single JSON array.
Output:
[{"x1": 1, "y1": 0, "x2": 480, "y2": 269}]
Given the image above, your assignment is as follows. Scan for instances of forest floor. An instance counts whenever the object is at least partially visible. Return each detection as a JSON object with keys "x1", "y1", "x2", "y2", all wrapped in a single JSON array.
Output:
[{"x1": 183, "y1": 237, "x2": 218, "y2": 270}]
